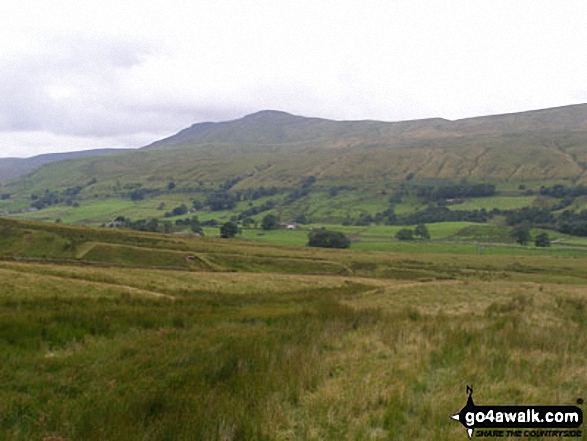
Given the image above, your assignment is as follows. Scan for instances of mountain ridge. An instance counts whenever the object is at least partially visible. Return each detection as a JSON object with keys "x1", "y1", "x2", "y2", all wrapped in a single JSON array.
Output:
[{"x1": 142, "y1": 104, "x2": 587, "y2": 151}]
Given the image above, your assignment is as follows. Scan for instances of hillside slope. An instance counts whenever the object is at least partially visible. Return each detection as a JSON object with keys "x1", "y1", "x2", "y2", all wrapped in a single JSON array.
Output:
[{"x1": 2, "y1": 104, "x2": 587, "y2": 215}]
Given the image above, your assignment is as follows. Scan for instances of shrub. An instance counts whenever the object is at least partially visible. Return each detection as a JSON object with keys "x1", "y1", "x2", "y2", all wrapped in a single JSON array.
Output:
[{"x1": 395, "y1": 228, "x2": 414, "y2": 241}]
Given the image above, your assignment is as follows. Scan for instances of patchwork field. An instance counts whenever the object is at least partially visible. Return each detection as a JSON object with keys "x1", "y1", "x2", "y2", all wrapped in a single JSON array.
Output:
[{"x1": 0, "y1": 218, "x2": 586, "y2": 440}]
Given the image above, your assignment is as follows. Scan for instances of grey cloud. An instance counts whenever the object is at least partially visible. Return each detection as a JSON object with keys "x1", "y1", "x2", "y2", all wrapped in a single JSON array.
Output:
[{"x1": 0, "y1": 35, "x2": 171, "y2": 139}]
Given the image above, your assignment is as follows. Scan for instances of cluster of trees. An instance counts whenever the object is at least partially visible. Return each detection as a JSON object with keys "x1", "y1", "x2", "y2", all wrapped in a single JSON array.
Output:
[
  {"x1": 238, "y1": 200, "x2": 276, "y2": 219},
  {"x1": 371, "y1": 205, "x2": 493, "y2": 227},
  {"x1": 557, "y1": 210, "x2": 587, "y2": 236},
  {"x1": 395, "y1": 223, "x2": 430, "y2": 241},
  {"x1": 502, "y1": 207, "x2": 555, "y2": 226},
  {"x1": 558, "y1": 222, "x2": 587, "y2": 237},
  {"x1": 62, "y1": 186, "x2": 84, "y2": 197},
  {"x1": 504, "y1": 207, "x2": 556, "y2": 226},
  {"x1": 31, "y1": 190, "x2": 77, "y2": 210},
  {"x1": 219, "y1": 176, "x2": 243, "y2": 191},
  {"x1": 236, "y1": 186, "x2": 282, "y2": 201},
  {"x1": 218, "y1": 214, "x2": 280, "y2": 239},
  {"x1": 327, "y1": 185, "x2": 355, "y2": 198},
  {"x1": 205, "y1": 192, "x2": 237, "y2": 211},
  {"x1": 351, "y1": 212, "x2": 375, "y2": 226},
  {"x1": 112, "y1": 215, "x2": 216, "y2": 234},
  {"x1": 372, "y1": 207, "x2": 397, "y2": 225},
  {"x1": 509, "y1": 224, "x2": 551, "y2": 247},
  {"x1": 413, "y1": 183, "x2": 496, "y2": 201},
  {"x1": 174, "y1": 216, "x2": 205, "y2": 234},
  {"x1": 30, "y1": 190, "x2": 62, "y2": 209},
  {"x1": 112, "y1": 216, "x2": 172, "y2": 233},
  {"x1": 284, "y1": 176, "x2": 316, "y2": 204},
  {"x1": 30, "y1": 181, "x2": 100, "y2": 209},
  {"x1": 392, "y1": 206, "x2": 491, "y2": 225},
  {"x1": 502, "y1": 207, "x2": 587, "y2": 237},
  {"x1": 130, "y1": 188, "x2": 155, "y2": 201},
  {"x1": 539, "y1": 184, "x2": 587, "y2": 198}
]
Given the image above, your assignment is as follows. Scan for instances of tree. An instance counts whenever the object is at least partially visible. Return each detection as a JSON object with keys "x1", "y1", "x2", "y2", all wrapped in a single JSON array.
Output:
[
  {"x1": 307, "y1": 229, "x2": 350, "y2": 249},
  {"x1": 220, "y1": 222, "x2": 239, "y2": 238},
  {"x1": 534, "y1": 232, "x2": 551, "y2": 247},
  {"x1": 190, "y1": 216, "x2": 203, "y2": 235},
  {"x1": 261, "y1": 214, "x2": 279, "y2": 230},
  {"x1": 414, "y1": 223, "x2": 430, "y2": 240},
  {"x1": 191, "y1": 225, "x2": 204, "y2": 235},
  {"x1": 510, "y1": 224, "x2": 531, "y2": 245},
  {"x1": 395, "y1": 228, "x2": 414, "y2": 241}
]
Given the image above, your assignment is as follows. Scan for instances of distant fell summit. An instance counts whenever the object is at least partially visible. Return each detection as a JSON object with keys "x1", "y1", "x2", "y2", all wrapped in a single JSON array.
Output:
[{"x1": 143, "y1": 103, "x2": 587, "y2": 150}]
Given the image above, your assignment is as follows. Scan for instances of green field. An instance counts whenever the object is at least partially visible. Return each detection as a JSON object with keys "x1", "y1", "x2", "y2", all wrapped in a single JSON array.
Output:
[
  {"x1": 447, "y1": 195, "x2": 537, "y2": 211},
  {"x1": 196, "y1": 221, "x2": 587, "y2": 257}
]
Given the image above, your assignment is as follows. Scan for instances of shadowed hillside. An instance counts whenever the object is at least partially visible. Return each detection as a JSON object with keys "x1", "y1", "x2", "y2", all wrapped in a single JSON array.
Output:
[
  {"x1": 143, "y1": 109, "x2": 452, "y2": 149},
  {"x1": 0, "y1": 148, "x2": 131, "y2": 182},
  {"x1": 144, "y1": 104, "x2": 587, "y2": 152}
]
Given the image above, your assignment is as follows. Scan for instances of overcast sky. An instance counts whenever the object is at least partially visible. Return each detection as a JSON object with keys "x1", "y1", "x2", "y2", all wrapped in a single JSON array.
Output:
[{"x1": 1, "y1": 1, "x2": 586, "y2": 158}]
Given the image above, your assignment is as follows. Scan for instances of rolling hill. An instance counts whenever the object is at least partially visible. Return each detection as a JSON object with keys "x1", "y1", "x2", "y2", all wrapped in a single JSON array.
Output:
[{"x1": 1, "y1": 104, "x2": 587, "y2": 225}]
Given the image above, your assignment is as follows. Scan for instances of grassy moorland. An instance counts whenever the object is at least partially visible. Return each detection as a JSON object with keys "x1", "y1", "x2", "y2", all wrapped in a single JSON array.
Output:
[{"x1": 0, "y1": 218, "x2": 586, "y2": 440}]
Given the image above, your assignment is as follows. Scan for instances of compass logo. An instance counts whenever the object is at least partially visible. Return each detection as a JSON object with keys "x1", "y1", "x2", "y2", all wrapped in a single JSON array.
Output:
[{"x1": 450, "y1": 387, "x2": 583, "y2": 439}]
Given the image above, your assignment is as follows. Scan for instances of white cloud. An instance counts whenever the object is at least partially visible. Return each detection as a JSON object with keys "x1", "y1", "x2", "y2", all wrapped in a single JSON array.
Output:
[
  {"x1": 0, "y1": 130, "x2": 163, "y2": 158},
  {"x1": 0, "y1": 0, "x2": 586, "y2": 157}
]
